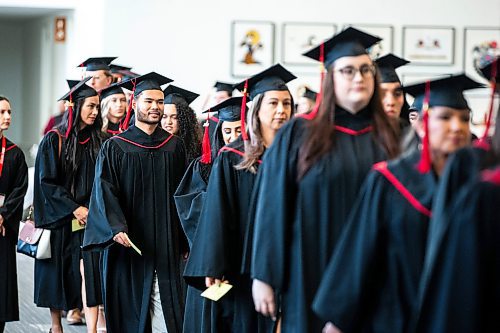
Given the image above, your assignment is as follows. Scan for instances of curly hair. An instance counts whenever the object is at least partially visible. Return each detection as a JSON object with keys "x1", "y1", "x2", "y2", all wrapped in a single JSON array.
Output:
[
  {"x1": 57, "y1": 97, "x2": 104, "y2": 193},
  {"x1": 167, "y1": 100, "x2": 202, "y2": 164}
]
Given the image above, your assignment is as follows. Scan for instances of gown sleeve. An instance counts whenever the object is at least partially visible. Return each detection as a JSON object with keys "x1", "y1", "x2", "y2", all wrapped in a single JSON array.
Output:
[
  {"x1": 250, "y1": 119, "x2": 301, "y2": 292},
  {"x1": 183, "y1": 151, "x2": 238, "y2": 289},
  {"x1": 83, "y1": 139, "x2": 127, "y2": 250},
  {"x1": 34, "y1": 131, "x2": 80, "y2": 229},
  {"x1": 312, "y1": 170, "x2": 385, "y2": 331},
  {"x1": 0, "y1": 148, "x2": 28, "y2": 233}
]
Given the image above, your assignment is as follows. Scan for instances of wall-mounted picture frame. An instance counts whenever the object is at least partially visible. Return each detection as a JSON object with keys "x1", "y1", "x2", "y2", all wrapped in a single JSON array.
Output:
[
  {"x1": 281, "y1": 22, "x2": 336, "y2": 66},
  {"x1": 402, "y1": 26, "x2": 455, "y2": 65},
  {"x1": 230, "y1": 20, "x2": 275, "y2": 78},
  {"x1": 463, "y1": 27, "x2": 500, "y2": 83},
  {"x1": 344, "y1": 24, "x2": 394, "y2": 58}
]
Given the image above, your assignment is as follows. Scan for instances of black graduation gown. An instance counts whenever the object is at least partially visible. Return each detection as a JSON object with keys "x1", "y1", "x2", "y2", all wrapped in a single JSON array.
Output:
[
  {"x1": 413, "y1": 166, "x2": 500, "y2": 333},
  {"x1": 106, "y1": 121, "x2": 122, "y2": 136},
  {"x1": 251, "y1": 107, "x2": 388, "y2": 333},
  {"x1": 83, "y1": 125, "x2": 188, "y2": 333},
  {"x1": 312, "y1": 151, "x2": 435, "y2": 333},
  {"x1": 184, "y1": 136, "x2": 274, "y2": 333},
  {"x1": 0, "y1": 138, "x2": 28, "y2": 322},
  {"x1": 34, "y1": 130, "x2": 102, "y2": 309},
  {"x1": 174, "y1": 157, "x2": 219, "y2": 333}
]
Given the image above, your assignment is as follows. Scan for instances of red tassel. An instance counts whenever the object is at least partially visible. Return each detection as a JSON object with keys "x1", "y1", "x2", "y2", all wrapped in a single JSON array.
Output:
[
  {"x1": 200, "y1": 112, "x2": 212, "y2": 164},
  {"x1": 241, "y1": 80, "x2": 249, "y2": 141},
  {"x1": 302, "y1": 43, "x2": 325, "y2": 120},
  {"x1": 417, "y1": 81, "x2": 432, "y2": 173},
  {"x1": 121, "y1": 78, "x2": 137, "y2": 131},
  {"x1": 480, "y1": 59, "x2": 497, "y2": 144},
  {"x1": 65, "y1": 92, "x2": 73, "y2": 138}
]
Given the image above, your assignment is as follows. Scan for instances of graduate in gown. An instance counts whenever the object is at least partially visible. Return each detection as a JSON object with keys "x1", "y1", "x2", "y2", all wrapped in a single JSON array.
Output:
[
  {"x1": 83, "y1": 72, "x2": 188, "y2": 333},
  {"x1": 0, "y1": 96, "x2": 28, "y2": 332},
  {"x1": 161, "y1": 85, "x2": 202, "y2": 164},
  {"x1": 34, "y1": 78, "x2": 104, "y2": 333},
  {"x1": 100, "y1": 82, "x2": 127, "y2": 136},
  {"x1": 175, "y1": 97, "x2": 243, "y2": 333},
  {"x1": 413, "y1": 57, "x2": 499, "y2": 333},
  {"x1": 184, "y1": 64, "x2": 296, "y2": 333},
  {"x1": 312, "y1": 74, "x2": 481, "y2": 333},
  {"x1": 250, "y1": 28, "x2": 400, "y2": 333}
]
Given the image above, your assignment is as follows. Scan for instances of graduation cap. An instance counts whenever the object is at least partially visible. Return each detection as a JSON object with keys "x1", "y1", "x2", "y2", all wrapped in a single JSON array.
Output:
[
  {"x1": 78, "y1": 57, "x2": 117, "y2": 71},
  {"x1": 200, "y1": 97, "x2": 245, "y2": 164},
  {"x1": 58, "y1": 77, "x2": 97, "y2": 137},
  {"x1": 66, "y1": 79, "x2": 80, "y2": 89},
  {"x1": 303, "y1": 27, "x2": 381, "y2": 68},
  {"x1": 234, "y1": 64, "x2": 296, "y2": 100},
  {"x1": 405, "y1": 74, "x2": 484, "y2": 112},
  {"x1": 99, "y1": 82, "x2": 125, "y2": 101},
  {"x1": 203, "y1": 96, "x2": 243, "y2": 122},
  {"x1": 375, "y1": 53, "x2": 410, "y2": 83},
  {"x1": 478, "y1": 56, "x2": 499, "y2": 83},
  {"x1": 298, "y1": 86, "x2": 317, "y2": 101},
  {"x1": 233, "y1": 64, "x2": 296, "y2": 140},
  {"x1": 163, "y1": 85, "x2": 199, "y2": 105},
  {"x1": 405, "y1": 74, "x2": 484, "y2": 173},
  {"x1": 118, "y1": 72, "x2": 173, "y2": 130},
  {"x1": 109, "y1": 64, "x2": 132, "y2": 73},
  {"x1": 214, "y1": 81, "x2": 234, "y2": 93}
]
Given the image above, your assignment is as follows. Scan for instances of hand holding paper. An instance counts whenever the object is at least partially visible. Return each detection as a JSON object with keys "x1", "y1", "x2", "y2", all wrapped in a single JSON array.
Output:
[{"x1": 201, "y1": 282, "x2": 233, "y2": 301}]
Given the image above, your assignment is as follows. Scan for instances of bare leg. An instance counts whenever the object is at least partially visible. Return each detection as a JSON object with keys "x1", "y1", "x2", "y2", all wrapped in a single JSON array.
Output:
[
  {"x1": 80, "y1": 259, "x2": 98, "y2": 333},
  {"x1": 96, "y1": 305, "x2": 106, "y2": 331},
  {"x1": 50, "y1": 308, "x2": 63, "y2": 333}
]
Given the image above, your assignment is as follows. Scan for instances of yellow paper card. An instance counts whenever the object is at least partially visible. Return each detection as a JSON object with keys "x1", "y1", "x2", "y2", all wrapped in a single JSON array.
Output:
[
  {"x1": 200, "y1": 282, "x2": 233, "y2": 301},
  {"x1": 123, "y1": 233, "x2": 142, "y2": 256},
  {"x1": 72, "y1": 218, "x2": 85, "y2": 232}
]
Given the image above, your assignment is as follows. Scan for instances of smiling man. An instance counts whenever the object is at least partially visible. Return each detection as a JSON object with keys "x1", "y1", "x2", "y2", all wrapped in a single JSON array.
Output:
[{"x1": 83, "y1": 72, "x2": 188, "y2": 333}]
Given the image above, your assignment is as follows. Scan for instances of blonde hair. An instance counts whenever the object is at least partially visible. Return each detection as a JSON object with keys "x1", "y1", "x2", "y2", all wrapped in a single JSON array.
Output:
[{"x1": 100, "y1": 93, "x2": 125, "y2": 132}]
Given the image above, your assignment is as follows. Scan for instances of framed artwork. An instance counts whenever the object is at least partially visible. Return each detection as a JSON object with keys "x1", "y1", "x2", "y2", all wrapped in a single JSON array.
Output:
[
  {"x1": 463, "y1": 27, "x2": 500, "y2": 83},
  {"x1": 402, "y1": 26, "x2": 455, "y2": 65},
  {"x1": 344, "y1": 24, "x2": 394, "y2": 58},
  {"x1": 231, "y1": 20, "x2": 275, "y2": 78},
  {"x1": 281, "y1": 22, "x2": 336, "y2": 66}
]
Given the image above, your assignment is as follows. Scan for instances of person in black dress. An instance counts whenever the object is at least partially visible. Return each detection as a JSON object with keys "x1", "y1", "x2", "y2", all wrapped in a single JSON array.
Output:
[
  {"x1": 0, "y1": 96, "x2": 28, "y2": 333},
  {"x1": 250, "y1": 28, "x2": 400, "y2": 333},
  {"x1": 34, "y1": 78, "x2": 104, "y2": 333}
]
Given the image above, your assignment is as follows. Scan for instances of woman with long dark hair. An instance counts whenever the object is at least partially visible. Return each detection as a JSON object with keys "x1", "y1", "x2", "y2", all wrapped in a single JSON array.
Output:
[
  {"x1": 34, "y1": 78, "x2": 104, "y2": 333},
  {"x1": 161, "y1": 85, "x2": 202, "y2": 164},
  {"x1": 0, "y1": 96, "x2": 28, "y2": 333},
  {"x1": 184, "y1": 64, "x2": 296, "y2": 333},
  {"x1": 250, "y1": 28, "x2": 399, "y2": 332},
  {"x1": 312, "y1": 74, "x2": 482, "y2": 333}
]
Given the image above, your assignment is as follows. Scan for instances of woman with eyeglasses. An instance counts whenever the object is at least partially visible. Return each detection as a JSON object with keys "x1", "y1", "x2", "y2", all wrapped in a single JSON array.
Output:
[{"x1": 250, "y1": 28, "x2": 399, "y2": 333}]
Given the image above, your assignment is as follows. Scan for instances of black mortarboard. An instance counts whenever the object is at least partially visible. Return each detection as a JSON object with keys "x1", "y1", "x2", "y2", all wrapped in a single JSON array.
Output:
[
  {"x1": 303, "y1": 27, "x2": 381, "y2": 67},
  {"x1": 203, "y1": 97, "x2": 244, "y2": 122},
  {"x1": 214, "y1": 81, "x2": 234, "y2": 93},
  {"x1": 58, "y1": 77, "x2": 97, "y2": 102},
  {"x1": 109, "y1": 64, "x2": 132, "y2": 72},
  {"x1": 375, "y1": 53, "x2": 410, "y2": 83},
  {"x1": 66, "y1": 79, "x2": 80, "y2": 89},
  {"x1": 478, "y1": 57, "x2": 499, "y2": 83},
  {"x1": 119, "y1": 72, "x2": 173, "y2": 97},
  {"x1": 99, "y1": 82, "x2": 125, "y2": 101},
  {"x1": 163, "y1": 85, "x2": 199, "y2": 105},
  {"x1": 299, "y1": 87, "x2": 317, "y2": 101},
  {"x1": 78, "y1": 57, "x2": 117, "y2": 71},
  {"x1": 405, "y1": 74, "x2": 484, "y2": 112},
  {"x1": 233, "y1": 64, "x2": 296, "y2": 100}
]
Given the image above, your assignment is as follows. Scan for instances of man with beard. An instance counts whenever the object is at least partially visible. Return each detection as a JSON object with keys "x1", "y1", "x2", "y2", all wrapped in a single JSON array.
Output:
[{"x1": 83, "y1": 72, "x2": 188, "y2": 333}]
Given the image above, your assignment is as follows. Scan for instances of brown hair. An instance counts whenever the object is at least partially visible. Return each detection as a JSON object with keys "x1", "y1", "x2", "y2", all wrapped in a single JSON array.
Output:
[{"x1": 297, "y1": 66, "x2": 400, "y2": 180}]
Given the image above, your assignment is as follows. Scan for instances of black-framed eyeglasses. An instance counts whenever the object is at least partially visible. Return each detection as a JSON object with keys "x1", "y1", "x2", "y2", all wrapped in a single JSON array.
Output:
[{"x1": 334, "y1": 64, "x2": 377, "y2": 80}]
